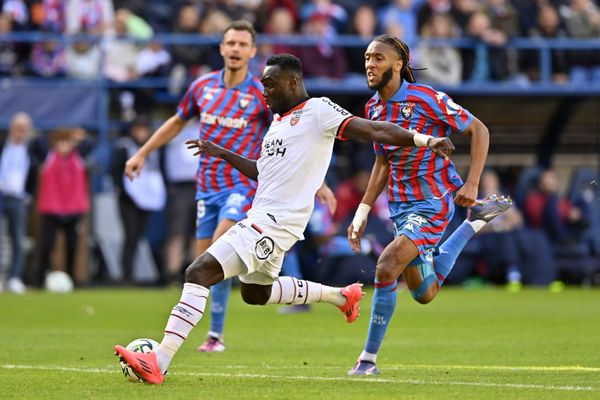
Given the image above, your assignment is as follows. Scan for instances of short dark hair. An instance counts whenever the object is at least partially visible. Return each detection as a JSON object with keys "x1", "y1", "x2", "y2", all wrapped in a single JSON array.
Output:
[
  {"x1": 372, "y1": 34, "x2": 416, "y2": 83},
  {"x1": 265, "y1": 53, "x2": 303, "y2": 75},
  {"x1": 223, "y1": 20, "x2": 256, "y2": 44}
]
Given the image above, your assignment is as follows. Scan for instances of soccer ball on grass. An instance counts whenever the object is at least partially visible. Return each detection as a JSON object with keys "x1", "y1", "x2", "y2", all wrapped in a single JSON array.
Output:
[{"x1": 119, "y1": 338, "x2": 160, "y2": 382}]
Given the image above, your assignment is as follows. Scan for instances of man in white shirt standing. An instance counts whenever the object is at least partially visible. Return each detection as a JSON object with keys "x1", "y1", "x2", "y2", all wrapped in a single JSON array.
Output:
[
  {"x1": 115, "y1": 54, "x2": 455, "y2": 384},
  {"x1": 0, "y1": 112, "x2": 36, "y2": 294}
]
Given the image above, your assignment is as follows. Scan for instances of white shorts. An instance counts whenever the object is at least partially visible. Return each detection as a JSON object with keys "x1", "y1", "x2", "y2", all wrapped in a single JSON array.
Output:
[{"x1": 206, "y1": 218, "x2": 297, "y2": 285}]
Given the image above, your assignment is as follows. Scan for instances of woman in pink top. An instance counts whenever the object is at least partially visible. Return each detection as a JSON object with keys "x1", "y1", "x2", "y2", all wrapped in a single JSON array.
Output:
[{"x1": 36, "y1": 128, "x2": 90, "y2": 287}]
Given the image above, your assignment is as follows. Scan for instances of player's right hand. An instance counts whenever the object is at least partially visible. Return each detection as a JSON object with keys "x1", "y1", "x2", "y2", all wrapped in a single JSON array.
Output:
[
  {"x1": 185, "y1": 139, "x2": 224, "y2": 158},
  {"x1": 427, "y1": 137, "x2": 455, "y2": 159},
  {"x1": 125, "y1": 154, "x2": 145, "y2": 180},
  {"x1": 347, "y1": 223, "x2": 365, "y2": 253}
]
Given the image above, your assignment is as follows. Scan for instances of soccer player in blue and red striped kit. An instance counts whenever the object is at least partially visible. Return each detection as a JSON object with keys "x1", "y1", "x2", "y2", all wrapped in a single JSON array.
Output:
[
  {"x1": 125, "y1": 20, "x2": 272, "y2": 352},
  {"x1": 347, "y1": 35, "x2": 512, "y2": 375}
]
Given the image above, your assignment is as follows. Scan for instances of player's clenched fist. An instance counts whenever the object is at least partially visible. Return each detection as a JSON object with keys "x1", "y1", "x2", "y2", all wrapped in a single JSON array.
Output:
[
  {"x1": 427, "y1": 137, "x2": 455, "y2": 159},
  {"x1": 124, "y1": 154, "x2": 145, "y2": 180},
  {"x1": 185, "y1": 139, "x2": 225, "y2": 158}
]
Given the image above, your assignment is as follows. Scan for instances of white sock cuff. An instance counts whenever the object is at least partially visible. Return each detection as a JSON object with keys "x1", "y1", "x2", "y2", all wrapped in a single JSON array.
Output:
[
  {"x1": 183, "y1": 282, "x2": 209, "y2": 297},
  {"x1": 466, "y1": 219, "x2": 486, "y2": 233}
]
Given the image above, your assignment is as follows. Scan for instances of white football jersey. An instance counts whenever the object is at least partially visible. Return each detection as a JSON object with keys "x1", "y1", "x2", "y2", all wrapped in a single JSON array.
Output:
[{"x1": 248, "y1": 97, "x2": 354, "y2": 239}]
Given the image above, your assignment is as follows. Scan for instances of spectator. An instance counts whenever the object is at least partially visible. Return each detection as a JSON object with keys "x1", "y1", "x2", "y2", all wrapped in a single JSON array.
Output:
[
  {"x1": 561, "y1": 0, "x2": 600, "y2": 71},
  {"x1": 345, "y1": 5, "x2": 378, "y2": 77},
  {"x1": 65, "y1": 39, "x2": 101, "y2": 79},
  {"x1": 300, "y1": 0, "x2": 348, "y2": 33},
  {"x1": 66, "y1": 0, "x2": 115, "y2": 35},
  {"x1": 522, "y1": 4, "x2": 569, "y2": 84},
  {"x1": 35, "y1": 128, "x2": 91, "y2": 287},
  {"x1": 195, "y1": 9, "x2": 232, "y2": 75},
  {"x1": 162, "y1": 120, "x2": 198, "y2": 285},
  {"x1": 298, "y1": 12, "x2": 347, "y2": 79},
  {"x1": 417, "y1": 12, "x2": 462, "y2": 85},
  {"x1": 462, "y1": 11, "x2": 510, "y2": 81},
  {"x1": 170, "y1": 4, "x2": 203, "y2": 78},
  {"x1": 30, "y1": 39, "x2": 67, "y2": 77},
  {"x1": 379, "y1": 0, "x2": 417, "y2": 46},
  {"x1": 0, "y1": 13, "x2": 23, "y2": 75},
  {"x1": 111, "y1": 116, "x2": 166, "y2": 284},
  {"x1": 2, "y1": 0, "x2": 30, "y2": 30},
  {"x1": 0, "y1": 112, "x2": 37, "y2": 294},
  {"x1": 250, "y1": 8, "x2": 300, "y2": 77},
  {"x1": 417, "y1": 0, "x2": 452, "y2": 32},
  {"x1": 524, "y1": 168, "x2": 589, "y2": 245},
  {"x1": 36, "y1": 0, "x2": 66, "y2": 32}
]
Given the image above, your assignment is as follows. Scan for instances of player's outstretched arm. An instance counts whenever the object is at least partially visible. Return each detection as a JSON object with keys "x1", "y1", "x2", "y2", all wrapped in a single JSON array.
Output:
[
  {"x1": 454, "y1": 116, "x2": 490, "y2": 207},
  {"x1": 185, "y1": 139, "x2": 258, "y2": 181},
  {"x1": 347, "y1": 155, "x2": 389, "y2": 253},
  {"x1": 125, "y1": 114, "x2": 186, "y2": 180},
  {"x1": 343, "y1": 118, "x2": 455, "y2": 159}
]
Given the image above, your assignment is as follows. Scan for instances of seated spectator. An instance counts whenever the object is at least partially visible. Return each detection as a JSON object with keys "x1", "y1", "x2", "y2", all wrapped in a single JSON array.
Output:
[
  {"x1": 2, "y1": 0, "x2": 30, "y2": 30},
  {"x1": 300, "y1": 0, "x2": 348, "y2": 33},
  {"x1": 417, "y1": 12, "x2": 462, "y2": 85},
  {"x1": 524, "y1": 168, "x2": 590, "y2": 246},
  {"x1": 379, "y1": 0, "x2": 417, "y2": 46},
  {"x1": 195, "y1": 9, "x2": 232, "y2": 75},
  {"x1": 561, "y1": 0, "x2": 600, "y2": 71},
  {"x1": 66, "y1": 39, "x2": 101, "y2": 79},
  {"x1": 345, "y1": 5, "x2": 378, "y2": 77},
  {"x1": 0, "y1": 112, "x2": 37, "y2": 294},
  {"x1": 30, "y1": 39, "x2": 66, "y2": 77},
  {"x1": 298, "y1": 12, "x2": 347, "y2": 79},
  {"x1": 34, "y1": 128, "x2": 92, "y2": 287},
  {"x1": 170, "y1": 3, "x2": 203, "y2": 80},
  {"x1": 462, "y1": 11, "x2": 510, "y2": 81},
  {"x1": 66, "y1": 0, "x2": 115, "y2": 35},
  {"x1": 417, "y1": 0, "x2": 452, "y2": 32},
  {"x1": 0, "y1": 13, "x2": 24, "y2": 76},
  {"x1": 521, "y1": 4, "x2": 569, "y2": 84},
  {"x1": 102, "y1": 9, "x2": 140, "y2": 82}
]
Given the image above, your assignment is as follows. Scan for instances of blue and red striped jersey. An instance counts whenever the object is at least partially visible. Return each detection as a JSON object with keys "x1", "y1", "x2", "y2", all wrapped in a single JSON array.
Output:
[
  {"x1": 366, "y1": 80, "x2": 473, "y2": 203},
  {"x1": 177, "y1": 70, "x2": 271, "y2": 197}
]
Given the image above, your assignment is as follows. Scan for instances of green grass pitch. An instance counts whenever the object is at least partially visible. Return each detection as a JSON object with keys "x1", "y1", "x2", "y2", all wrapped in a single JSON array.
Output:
[{"x1": 0, "y1": 287, "x2": 599, "y2": 399}]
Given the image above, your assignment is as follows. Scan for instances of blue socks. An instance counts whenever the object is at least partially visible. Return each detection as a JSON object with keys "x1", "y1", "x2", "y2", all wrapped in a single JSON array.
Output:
[
  {"x1": 433, "y1": 221, "x2": 476, "y2": 286},
  {"x1": 364, "y1": 280, "x2": 398, "y2": 355},
  {"x1": 209, "y1": 278, "x2": 232, "y2": 336}
]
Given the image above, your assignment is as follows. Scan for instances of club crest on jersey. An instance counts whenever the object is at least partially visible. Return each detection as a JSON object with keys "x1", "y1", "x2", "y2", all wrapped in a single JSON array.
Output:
[
  {"x1": 290, "y1": 109, "x2": 302, "y2": 126},
  {"x1": 372, "y1": 104, "x2": 383, "y2": 119},
  {"x1": 239, "y1": 98, "x2": 250, "y2": 109},
  {"x1": 400, "y1": 102, "x2": 415, "y2": 120}
]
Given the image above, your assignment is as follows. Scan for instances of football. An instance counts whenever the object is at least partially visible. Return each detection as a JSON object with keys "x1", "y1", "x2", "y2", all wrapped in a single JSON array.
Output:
[
  {"x1": 44, "y1": 271, "x2": 74, "y2": 293},
  {"x1": 119, "y1": 338, "x2": 160, "y2": 382}
]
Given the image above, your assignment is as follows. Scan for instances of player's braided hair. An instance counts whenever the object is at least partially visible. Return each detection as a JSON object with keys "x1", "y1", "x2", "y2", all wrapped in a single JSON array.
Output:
[{"x1": 373, "y1": 34, "x2": 417, "y2": 83}]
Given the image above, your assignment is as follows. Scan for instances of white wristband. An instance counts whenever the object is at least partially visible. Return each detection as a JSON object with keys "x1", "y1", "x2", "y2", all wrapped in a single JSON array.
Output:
[
  {"x1": 351, "y1": 203, "x2": 371, "y2": 237},
  {"x1": 413, "y1": 133, "x2": 431, "y2": 147}
]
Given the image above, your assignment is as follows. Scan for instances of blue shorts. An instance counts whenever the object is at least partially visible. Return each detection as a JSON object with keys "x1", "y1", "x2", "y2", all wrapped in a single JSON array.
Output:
[
  {"x1": 196, "y1": 188, "x2": 254, "y2": 240},
  {"x1": 390, "y1": 192, "x2": 455, "y2": 265}
]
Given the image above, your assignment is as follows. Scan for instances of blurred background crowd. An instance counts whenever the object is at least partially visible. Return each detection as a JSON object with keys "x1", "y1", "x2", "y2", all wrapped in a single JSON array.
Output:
[{"x1": 0, "y1": 0, "x2": 599, "y2": 293}]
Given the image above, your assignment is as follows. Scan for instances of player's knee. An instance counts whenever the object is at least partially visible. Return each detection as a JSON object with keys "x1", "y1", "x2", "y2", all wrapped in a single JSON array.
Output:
[
  {"x1": 240, "y1": 288, "x2": 270, "y2": 305},
  {"x1": 184, "y1": 253, "x2": 221, "y2": 287},
  {"x1": 413, "y1": 291, "x2": 434, "y2": 304},
  {"x1": 375, "y1": 263, "x2": 398, "y2": 282}
]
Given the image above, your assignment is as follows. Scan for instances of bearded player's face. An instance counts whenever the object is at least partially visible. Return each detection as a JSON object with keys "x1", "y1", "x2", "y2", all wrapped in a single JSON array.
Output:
[{"x1": 364, "y1": 41, "x2": 398, "y2": 91}]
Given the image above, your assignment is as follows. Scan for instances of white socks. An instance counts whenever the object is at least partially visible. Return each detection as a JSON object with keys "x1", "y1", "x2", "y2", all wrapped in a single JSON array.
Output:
[
  {"x1": 466, "y1": 219, "x2": 486, "y2": 233},
  {"x1": 266, "y1": 276, "x2": 346, "y2": 307},
  {"x1": 359, "y1": 350, "x2": 377, "y2": 363},
  {"x1": 156, "y1": 283, "x2": 209, "y2": 374}
]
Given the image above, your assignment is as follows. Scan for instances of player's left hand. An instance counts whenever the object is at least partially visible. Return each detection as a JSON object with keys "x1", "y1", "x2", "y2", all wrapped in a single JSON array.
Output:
[
  {"x1": 454, "y1": 181, "x2": 478, "y2": 207},
  {"x1": 427, "y1": 137, "x2": 455, "y2": 159},
  {"x1": 185, "y1": 139, "x2": 224, "y2": 158},
  {"x1": 316, "y1": 183, "x2": 337, "y2": 215}
]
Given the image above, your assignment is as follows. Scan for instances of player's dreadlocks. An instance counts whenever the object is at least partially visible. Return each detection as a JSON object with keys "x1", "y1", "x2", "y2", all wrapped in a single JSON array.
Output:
[{"x1": 372, "y1": 34, "x2": 417, "y2": 83}]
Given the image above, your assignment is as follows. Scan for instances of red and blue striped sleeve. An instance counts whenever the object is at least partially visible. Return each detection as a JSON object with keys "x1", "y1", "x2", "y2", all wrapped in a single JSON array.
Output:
[{"x1": 409, "y1": 85, "x2": 473, "y2": 134}]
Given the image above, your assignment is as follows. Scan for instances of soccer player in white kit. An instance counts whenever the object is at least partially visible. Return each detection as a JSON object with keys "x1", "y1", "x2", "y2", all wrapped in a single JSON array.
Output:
[{"x1": 115, "y1": 54, "x2": 455, "y2": 384}]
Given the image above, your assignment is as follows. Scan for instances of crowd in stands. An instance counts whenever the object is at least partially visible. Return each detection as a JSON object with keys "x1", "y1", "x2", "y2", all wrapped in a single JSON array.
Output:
[
  {"x1": 0, "y1": 0, "x2": 599, "y2": 87},
  {"x1": 0, "y1": 111, "x2": 599, "y2": 293}
]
